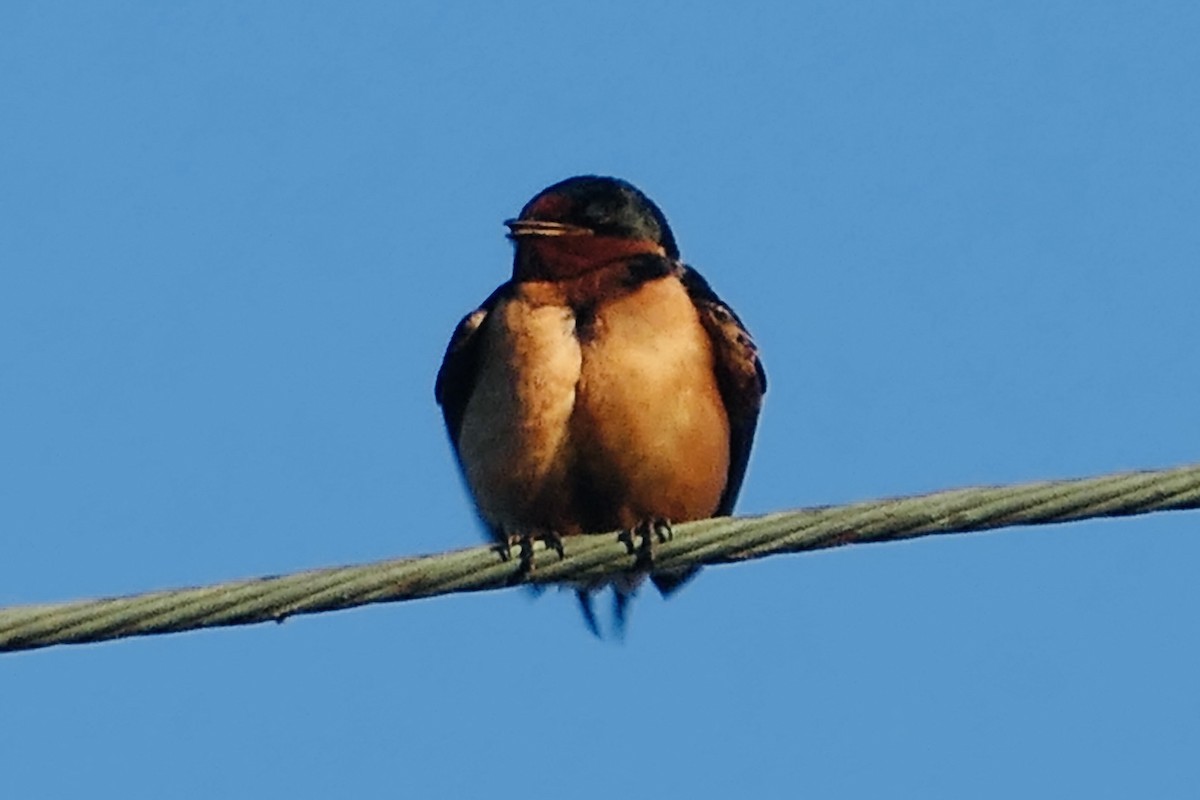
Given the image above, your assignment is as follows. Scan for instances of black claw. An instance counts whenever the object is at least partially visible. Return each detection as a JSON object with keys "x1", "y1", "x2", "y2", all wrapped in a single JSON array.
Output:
[
  {"x1": 543, "y1": 530, "x2": 565, "y2": 559},
  {"x1": 618, "y1": 518, "x2": 673, "y2": 571},
  {"x1": 505, "y1": 534, "x2": 536, "y2": 585},
  {"x1": 629, "y1": 517, "x2": 673, "y2": 572},
  {"x1": 502, "y1": 530, "x2": 565, "y2": 585},
  {"x1": 617, "y1": 527, "x2": 637, "y2": 555}
]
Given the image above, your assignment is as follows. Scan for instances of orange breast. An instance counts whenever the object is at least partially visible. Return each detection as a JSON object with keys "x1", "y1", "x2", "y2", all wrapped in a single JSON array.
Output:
[
  {"x1": 568, "y1": 276, "x2": 730, "y2": 531},
  {"x1": 456, "y1": 273, "x2": 730, "y2": 538}
]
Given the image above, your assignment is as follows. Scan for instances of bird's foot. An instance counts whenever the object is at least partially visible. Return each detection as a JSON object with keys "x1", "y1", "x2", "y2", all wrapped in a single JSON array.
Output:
[
  {"x1": 618, "y1": 517, "x2": 673, "y2": 572},
  {"x1": 499, "y1": 530, "x2": 565, "y2": 585}
]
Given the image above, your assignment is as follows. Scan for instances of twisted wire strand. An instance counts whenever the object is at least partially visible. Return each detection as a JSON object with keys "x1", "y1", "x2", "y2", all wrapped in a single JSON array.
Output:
[{"x1": 2, "y1": 463, "x2": 1197, "y2": 653}]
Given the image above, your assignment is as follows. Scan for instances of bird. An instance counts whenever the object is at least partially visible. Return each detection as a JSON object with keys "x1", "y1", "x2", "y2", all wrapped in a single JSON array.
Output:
[{"x1": 435, "y1": 175, "x2": 765, "y2": 636}]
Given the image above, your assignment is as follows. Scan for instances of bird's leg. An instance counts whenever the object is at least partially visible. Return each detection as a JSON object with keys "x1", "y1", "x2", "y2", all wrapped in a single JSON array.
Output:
[{"x1": 500, "y1": 530, "x2": 565, "y2": 585}]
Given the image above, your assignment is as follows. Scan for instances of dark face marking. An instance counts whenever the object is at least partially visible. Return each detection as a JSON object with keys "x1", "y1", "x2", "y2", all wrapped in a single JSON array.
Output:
[{"x1": 515, "y1": 234, "x2": 667, "y2": 282}]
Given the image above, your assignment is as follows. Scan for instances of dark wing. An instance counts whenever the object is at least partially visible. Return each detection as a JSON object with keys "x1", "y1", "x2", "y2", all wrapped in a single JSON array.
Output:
[
  {"x1": 679, "y1": 265, "x2": 767, "y2": 516},
  {"x1": 434, "y1": 281, "x2": 513, "y2": 444}
]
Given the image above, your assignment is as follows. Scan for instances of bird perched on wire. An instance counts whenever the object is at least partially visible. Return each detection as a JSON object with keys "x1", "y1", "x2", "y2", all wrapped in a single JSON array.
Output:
[{"x1": 435, "y1": 175, "x2": 765, "y2": 635}]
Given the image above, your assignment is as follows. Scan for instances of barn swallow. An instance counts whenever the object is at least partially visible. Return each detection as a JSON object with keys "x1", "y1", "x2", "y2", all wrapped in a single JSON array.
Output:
[{"x1": 435, "y1": 175, "x2": 765, "y2": 636}]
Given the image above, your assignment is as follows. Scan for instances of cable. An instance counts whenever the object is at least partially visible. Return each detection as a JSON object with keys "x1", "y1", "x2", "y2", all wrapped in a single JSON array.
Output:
[{"x1": 2, "y1": 462, "x2": 1198, "y2": 653}]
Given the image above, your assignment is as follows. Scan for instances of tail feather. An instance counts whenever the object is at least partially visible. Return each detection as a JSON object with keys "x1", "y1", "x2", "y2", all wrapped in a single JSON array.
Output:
[
  {"x1": 650, "y1": 566, "x2": 702, "y2": 597},
  {"x1": 576, "y1": 590, "x2": 601, "y2": 638},
  {"x1": 612, "y1": 588, "x2": 632, "y2": 638}
]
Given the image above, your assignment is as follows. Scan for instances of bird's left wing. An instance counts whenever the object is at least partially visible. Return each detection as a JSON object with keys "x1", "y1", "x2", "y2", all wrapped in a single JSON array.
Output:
[
  {"x1": 679, "y1": 265, "x2": 767, "y2": 517},
  {"x1": 651, "y1": 265, "x2": 766, "y2": 598}
]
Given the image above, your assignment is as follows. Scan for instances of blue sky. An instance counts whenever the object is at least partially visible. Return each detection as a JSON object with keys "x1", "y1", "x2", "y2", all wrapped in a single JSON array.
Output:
[{"x1": 3, "y1": 2, "x2": 1198, "y2": 797}]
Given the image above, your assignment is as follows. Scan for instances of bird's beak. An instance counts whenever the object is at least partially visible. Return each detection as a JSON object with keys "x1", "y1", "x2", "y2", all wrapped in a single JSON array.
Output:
[{"x1": 504, "y1": 219, "x2": 595, "y2": 239}]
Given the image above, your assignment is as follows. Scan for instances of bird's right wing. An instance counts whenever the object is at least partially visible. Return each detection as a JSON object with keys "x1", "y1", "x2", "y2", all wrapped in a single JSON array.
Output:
[{"x1": 434, "y1": 281, "x2": 512, "y2": 445}]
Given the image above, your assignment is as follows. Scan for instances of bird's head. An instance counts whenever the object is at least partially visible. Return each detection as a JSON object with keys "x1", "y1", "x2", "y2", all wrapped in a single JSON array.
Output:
[{"x1": 506, "y1": 175, "x2": 679, "y2": 280}]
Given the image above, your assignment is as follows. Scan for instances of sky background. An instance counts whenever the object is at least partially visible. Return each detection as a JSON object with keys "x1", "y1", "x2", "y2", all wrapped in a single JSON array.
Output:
[{"x1": 3, "y1": 2, "x2": 1199, "y2": 797}]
